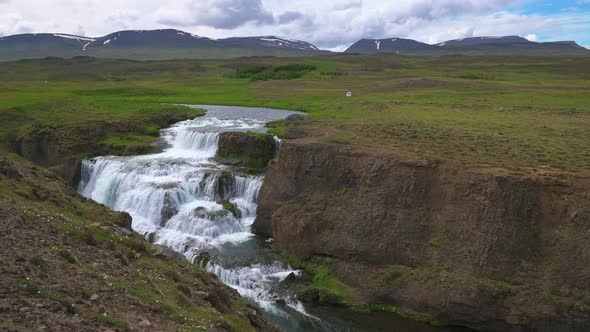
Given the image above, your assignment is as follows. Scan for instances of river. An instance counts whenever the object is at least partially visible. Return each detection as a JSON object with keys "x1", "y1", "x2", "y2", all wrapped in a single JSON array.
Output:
[{"x1": 77, "y1": 105, "x2": 465, "y2": 332}]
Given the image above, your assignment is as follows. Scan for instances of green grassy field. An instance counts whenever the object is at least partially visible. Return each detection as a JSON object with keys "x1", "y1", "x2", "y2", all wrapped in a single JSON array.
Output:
[{"x1": 1, "y1": 54, "x2": 589, "y2": 174}]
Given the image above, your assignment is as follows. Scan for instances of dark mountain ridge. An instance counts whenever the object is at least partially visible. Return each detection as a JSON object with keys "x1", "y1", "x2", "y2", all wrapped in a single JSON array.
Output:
[
  {"x1": 345, "y1": 35, "x2": 589, "y2": 55},
  {"x1": 1, "y1": 30, "x2": 588, "y2": 61},
  {"x1": 0, "y1": 29, "x2": 324, "y2": 61}
]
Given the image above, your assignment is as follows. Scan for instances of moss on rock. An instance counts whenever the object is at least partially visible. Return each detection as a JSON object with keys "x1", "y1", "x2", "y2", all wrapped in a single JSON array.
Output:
[{"x1": 216, "y1": 132, "x2": 276, "y2": 173}]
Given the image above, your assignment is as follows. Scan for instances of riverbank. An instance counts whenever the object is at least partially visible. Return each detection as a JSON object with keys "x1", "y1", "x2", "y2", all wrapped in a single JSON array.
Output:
[{"x1": 0, "y1": 153, "x2": 279, "y2": 332}]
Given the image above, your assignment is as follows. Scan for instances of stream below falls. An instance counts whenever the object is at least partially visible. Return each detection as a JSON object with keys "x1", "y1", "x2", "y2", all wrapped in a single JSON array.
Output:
[{"x1": 78, "y1": 105, "x2": 464, "y2": 332}]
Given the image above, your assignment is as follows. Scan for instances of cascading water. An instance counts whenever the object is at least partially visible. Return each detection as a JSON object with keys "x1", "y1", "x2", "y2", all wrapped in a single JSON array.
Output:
[
  {"x1": 77, "y1": 105, "x2": 324, "y2": 331},
  {"x1": 78, "y1": 105, "x2": 459, "y2": 332}
]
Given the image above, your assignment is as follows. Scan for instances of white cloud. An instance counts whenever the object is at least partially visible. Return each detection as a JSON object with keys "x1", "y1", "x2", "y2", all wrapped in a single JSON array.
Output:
[
  {"x1": 157, "y1": 0, "x2": 274, "y2": 29},
  {"x1": 0, "y1": 0, "x2": 588, "y2": 50},
  {"x1": 525, "y1": 34, "x2": 538, "y2": 42}
]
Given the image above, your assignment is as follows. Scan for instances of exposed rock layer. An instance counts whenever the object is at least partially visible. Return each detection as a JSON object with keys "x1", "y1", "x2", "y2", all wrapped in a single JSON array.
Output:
[{"x1": 254, "y1": 138, "x2": 590, "y2": 331}]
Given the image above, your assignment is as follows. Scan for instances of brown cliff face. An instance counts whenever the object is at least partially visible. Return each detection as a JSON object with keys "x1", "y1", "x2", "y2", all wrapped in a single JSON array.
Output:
[{"x1": 254, "y1": 139, "x2": 590, "y2": 331}]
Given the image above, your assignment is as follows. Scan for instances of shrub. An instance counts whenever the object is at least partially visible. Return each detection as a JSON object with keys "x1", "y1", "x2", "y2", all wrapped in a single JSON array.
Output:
[
  {"x1": 51, "y1": 247, "x2": 79, "y2": 265},
  {"x1": 234, "y1": 64, "x2": 316, "y2": 82},
  {"x1": 31, "y1": 255, "x2": 48, "y2": 268}
]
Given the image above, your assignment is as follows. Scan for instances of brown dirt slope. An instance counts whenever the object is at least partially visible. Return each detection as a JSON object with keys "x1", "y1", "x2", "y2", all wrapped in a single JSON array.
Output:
[{"x1": 0, "y1": 153, "x2": 279, "y2": 332}]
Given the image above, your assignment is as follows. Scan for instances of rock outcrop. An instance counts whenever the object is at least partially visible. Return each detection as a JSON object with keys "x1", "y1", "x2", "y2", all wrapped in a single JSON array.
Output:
[
  {"x1": 216, "y1": 132, "x2": 276, "y2": 173},
  {"x1": 254, "y1": 138, "x2": 590, "y2": 331}
]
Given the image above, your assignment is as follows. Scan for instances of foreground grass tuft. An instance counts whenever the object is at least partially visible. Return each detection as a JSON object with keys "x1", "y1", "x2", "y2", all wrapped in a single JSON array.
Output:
[{"x1": 51, "y1": 247, "x2": 79, "y2": 265}]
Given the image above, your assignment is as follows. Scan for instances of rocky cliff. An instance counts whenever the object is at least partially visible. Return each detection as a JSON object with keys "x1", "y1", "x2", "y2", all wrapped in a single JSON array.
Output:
[{"x1": 254, "y1": 138, "x2": 590, "y2": 331}]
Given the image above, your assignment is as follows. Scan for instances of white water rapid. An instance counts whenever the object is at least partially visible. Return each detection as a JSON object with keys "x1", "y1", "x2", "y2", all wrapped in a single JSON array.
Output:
[{"x1": 78, "y1": 105, "x2": 311, "y2": 324}]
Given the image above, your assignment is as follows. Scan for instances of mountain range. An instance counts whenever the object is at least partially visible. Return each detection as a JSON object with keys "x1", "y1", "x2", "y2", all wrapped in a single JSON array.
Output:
[
  {"x1": 344, "y1": 36, "x2": 589, "y2": 55},
  {"x1": 0, "y1": 29, "x2": 588, "y2": 61},
  {"x1": 0, "y1": 29, "x2": 324, "y2": 61}
]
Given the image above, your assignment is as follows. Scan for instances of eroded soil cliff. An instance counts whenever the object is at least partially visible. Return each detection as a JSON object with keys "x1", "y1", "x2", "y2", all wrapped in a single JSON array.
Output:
[{"x1": 254, "y1": 136, "x2": 590, "y2": 331}]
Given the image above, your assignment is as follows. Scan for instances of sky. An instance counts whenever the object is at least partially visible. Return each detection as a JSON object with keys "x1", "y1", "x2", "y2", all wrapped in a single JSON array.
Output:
[{"x1": 0, "y1": 0, "x2": 589, "y2": 51}]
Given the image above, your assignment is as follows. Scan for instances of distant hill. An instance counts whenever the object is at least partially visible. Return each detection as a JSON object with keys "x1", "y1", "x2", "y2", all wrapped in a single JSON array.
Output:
[
  {"x1": 345, "y1": 38, "x2": 434, "y2": 54},
  {"x1": 0, "y1": 29, "x2": 326, "y2": 61},
  {"x1": 345, "y1": 35, "x2": 589, "y2": 56}
]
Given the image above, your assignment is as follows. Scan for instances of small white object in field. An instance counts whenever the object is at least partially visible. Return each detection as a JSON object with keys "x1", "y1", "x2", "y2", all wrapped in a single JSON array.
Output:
[{"x1": 346, "y1": 91, "x2": 352, "y2": 97}]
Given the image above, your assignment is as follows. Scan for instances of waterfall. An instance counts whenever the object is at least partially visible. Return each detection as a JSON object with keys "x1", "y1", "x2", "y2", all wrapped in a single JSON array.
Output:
[
  {"x1": 173, "y1": 130, "x2": 219, "y2": 155},
  {"x1": 78, "y1": 111, "x2": 310, "y2": 322},
  {"x1": 79, "y1": 157, "x2": 262, "y2": 246},
  {"x1": 207, "y1": 262, "x2": 304, "y2": 313}
]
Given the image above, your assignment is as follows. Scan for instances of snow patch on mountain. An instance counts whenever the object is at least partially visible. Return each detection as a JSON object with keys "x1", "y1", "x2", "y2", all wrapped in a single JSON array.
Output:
[
  {"x1": 53, "y1": 34, "x2": 95, "y2": 42},
  {"x1": 257, "y1": 36, "x2": 318, "y2": 50}
]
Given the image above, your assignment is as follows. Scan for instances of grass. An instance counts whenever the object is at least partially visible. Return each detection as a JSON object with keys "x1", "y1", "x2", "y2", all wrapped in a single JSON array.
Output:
[
  {"x1": 82, "y1": 312, "x2": 131, "y2": 331},
  {"x1": 1, "y1": 55, "x2": 589, "y2": 175},
  {"x1": 233, "y1": 63, "x2": 317, "y2": 81},
  {"x1": 285, "y1": 254, "x2": 354, "y2": 306},
  {"x1": 18, "y1": 277, "x2": 79, "y2": 314},
  {"x1": 50, "y1": 247, "x2": 80, "y2": 265},
  {"x1": 545, "y1": 291, "x2": 590, "y2": 314},
  {"x1": 31, "y1": 255, "x2": 48, "y2": 268}
]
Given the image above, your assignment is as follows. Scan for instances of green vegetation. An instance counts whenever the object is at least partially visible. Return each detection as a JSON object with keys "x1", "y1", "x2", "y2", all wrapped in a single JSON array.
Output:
[
  {"x1": 31, "y1": 255, "x2": 48, "y2": 268},
  {"x1": 1, "y1": 55, "x2": 589, "y2": 175},
  {"x1": 473, "y1": 277, "x2": 519, "y2": 297},
  {"x1": 286, "y1": 255, "x2": 452, "y2": 326},
  {"x1": 221, "y1": 200, "x2": 238, "y2": 217},
  {"x1": 82, "y1": 312, "x2": 131, "y2": 331},
  {"x1": 265, "y1": 121, "x2": 286, "y2": 137},
  {"x1": 50, "y1": 247, "x2": 79, "y2": 265},
  {"x1": 100, "y1": 133, "x2": 161, "y2": 155},
  {"x1": 285, "y1": 254, "x2": 354, "y2": 306},
  {"x1": 217, "y1": 132, "x2": 276, "y2": 173},
  {"x1": 544, "y1": 288, "x2": 590, "y2": 314},
  {"x1": 18, "y1": 277, "x2": 79, "y2": 314},
  {"x1": 234, "y1": 63, "x2": 317, "y2": 81}
]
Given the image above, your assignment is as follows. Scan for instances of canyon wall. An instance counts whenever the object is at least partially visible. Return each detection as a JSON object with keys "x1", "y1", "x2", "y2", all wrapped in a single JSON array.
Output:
[{"x1": 254, "y1": 138, "x2": 590, "y2": 331}]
